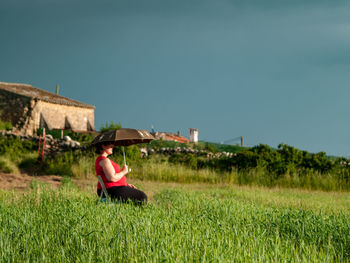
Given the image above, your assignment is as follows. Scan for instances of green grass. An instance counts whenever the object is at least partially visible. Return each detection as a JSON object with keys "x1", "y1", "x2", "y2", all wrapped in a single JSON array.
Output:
[
  {"x1": 234, "y1": 167, "x2": 350, "y2": 192},
  {"x1": 71, "y1": 156, "x2": 95, "y2": 178},
  {"x1": 1, "y1": 136, "x2": 350, "y2": 192},
  {"x1": 0, "y1": 182, "x2": 349, "y2": 262},
  {"x1": 128, "y1": 158, "x2": 350, "y2": 192},
  {"x1": 0, "y1": 118, "x2": 12, "y2": 131},
  {"x1": 0, "y1": 156, "x2": 19, "y2": 174},
  {"x1": 131, "y1": 158, "x2": 235, "y2": 184}
]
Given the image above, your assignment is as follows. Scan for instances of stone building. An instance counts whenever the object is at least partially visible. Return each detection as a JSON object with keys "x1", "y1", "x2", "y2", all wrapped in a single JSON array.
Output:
[{"x1": 0, "y1": 82, "x2": 95, "y2": 135}]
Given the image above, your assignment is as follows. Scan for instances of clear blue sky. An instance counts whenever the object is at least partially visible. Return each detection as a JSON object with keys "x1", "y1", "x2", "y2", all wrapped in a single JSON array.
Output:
[{"x1": 1, "y1": 0, "x2": 350, "y2": 156}]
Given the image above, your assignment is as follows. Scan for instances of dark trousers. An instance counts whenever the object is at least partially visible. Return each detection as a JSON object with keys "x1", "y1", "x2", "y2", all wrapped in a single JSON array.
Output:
[{"x1": 97, "y1": 186, "x2": 147, "y2": 204}]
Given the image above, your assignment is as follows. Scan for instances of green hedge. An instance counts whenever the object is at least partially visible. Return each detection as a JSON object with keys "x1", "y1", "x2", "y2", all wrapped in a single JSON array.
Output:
[{"x1": 168, "y1": 143, "x2": 350, "y2": 177}]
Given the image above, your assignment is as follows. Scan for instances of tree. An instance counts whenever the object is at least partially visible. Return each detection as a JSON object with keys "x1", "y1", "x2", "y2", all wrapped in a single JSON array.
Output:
[{"x1": 99, "y1": 121, "x2": 122, "y2": 133}]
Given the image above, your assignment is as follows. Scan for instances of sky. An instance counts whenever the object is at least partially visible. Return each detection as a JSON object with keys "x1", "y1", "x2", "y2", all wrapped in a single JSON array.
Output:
[{"x1": 1, "y1": 0, "x2": 350, "y2": 156}]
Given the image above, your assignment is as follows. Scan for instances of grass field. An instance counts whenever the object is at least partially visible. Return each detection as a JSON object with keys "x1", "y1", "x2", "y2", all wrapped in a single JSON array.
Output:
[{"x1": 0, "y1": 180, "x2": 349, "y2": 262}]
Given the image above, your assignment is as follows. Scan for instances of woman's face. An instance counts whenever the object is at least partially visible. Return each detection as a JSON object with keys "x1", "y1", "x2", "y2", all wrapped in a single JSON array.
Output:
[{"x1": 101, "y1": 143, "x2": 114, "y2": 155}]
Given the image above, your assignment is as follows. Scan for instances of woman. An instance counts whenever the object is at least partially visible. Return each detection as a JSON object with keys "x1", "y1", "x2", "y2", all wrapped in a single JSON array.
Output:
[{"x1": 95, "y1": 142, "x2": 147, "y2": 204}]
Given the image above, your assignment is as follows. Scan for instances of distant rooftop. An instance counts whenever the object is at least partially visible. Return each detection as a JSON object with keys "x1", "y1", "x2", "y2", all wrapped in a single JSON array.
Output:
[
  {"x1": 0, "y1": 82, "x2": 95, "y2": 109},
  {"x1": 152, "y1": 131, "x2": 190, "y2": 144},
  {"x1": 164, "y1": 134, "x2": 190, "y2": 143}
]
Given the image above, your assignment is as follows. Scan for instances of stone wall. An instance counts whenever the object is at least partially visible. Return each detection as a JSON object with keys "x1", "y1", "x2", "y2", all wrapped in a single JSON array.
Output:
[
  {"x1": 1, "y1": 130, "x2": 234, "y2": 161},
  {"x1": 0, "y1": 131, "x2": 85, "y2": 158},
  {"x1": 146, "y1": 147, "x2": 236, "y2": 159},
  {"x1": 0, "y1": 89, "x2": 34, "y2": 133}
]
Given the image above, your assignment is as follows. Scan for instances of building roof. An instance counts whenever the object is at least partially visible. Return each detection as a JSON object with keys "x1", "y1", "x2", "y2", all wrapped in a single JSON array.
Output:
[
  {"x1": 164, "y1": 134, "x2": 190, "y2": 143},
  {"x1": 153, "y1": 132, "x2": 190, "y2": 143},
  {"x1": 0, "y1": 82, "x2": 95, "y2": 109}
]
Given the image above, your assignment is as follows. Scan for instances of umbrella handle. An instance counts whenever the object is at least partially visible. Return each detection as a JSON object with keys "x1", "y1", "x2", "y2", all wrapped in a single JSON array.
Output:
[
  {"x1": 122, "y1": 147, "x2": 127, "y2": 166},
  {"x1": 122, "y1": 147, "x2": 131, "y2": 173}
]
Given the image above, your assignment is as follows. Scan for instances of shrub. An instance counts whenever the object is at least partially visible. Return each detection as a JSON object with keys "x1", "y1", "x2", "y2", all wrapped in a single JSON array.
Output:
[
  {"x1": 0, "y1": 156, "x2": 19, "y2": 174},
  {"x1": 0, "y1": 120, "x2": 12, "y2": 131},
  {"x1": 205, "y1": 143, "x2": 216, "y2": 153},
  {"x1": 169, "y1": 153, "x2": 198, "y2": 170},
  {"x1": 0, "y1": 111, "x2": 13, "y2": 131},
  {"x1": 36, "y1": 128, "x2": 95, "y2": 143},
  {"x1": 99, "y1": 121, "x2": 122, "y2": 133},
  {"x1": 43, "y1": 151, "x2": 75, "y2": 176},
  {"x1": 0, "y1": 137, "x2": 37, "y2": 165}
]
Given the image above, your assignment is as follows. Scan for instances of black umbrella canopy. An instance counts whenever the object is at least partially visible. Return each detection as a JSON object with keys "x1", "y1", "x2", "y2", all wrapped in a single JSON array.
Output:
[{"x1": 91, "y1": 128, "x2": 154, "y2": 146}]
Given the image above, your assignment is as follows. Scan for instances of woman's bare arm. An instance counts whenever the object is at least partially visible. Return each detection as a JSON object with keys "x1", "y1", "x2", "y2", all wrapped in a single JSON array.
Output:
[{"x1": 99, "y1": 158, "x2": 128, "y2": 182}]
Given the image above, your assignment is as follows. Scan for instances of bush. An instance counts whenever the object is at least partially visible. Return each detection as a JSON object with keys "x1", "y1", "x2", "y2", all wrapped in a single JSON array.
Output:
[
  {"x1": 99, "y1": 121, "x2": 122, "y2": 133},
  {"x1": 43, "y1": 151, "x2": 75, "y2": 176},
  {"x1": 0, "y1": 137, "x2": 37, "y2": 164},
  {"x1": 36, "y1": 128, "x2": 95, "y2": 143},
  {"x1": 0, "y1": 120, "x2": 12, "y2": 131},
  {"x1": 0, "y1": 156, "x2": 19, "y2": 174},
  {"x1": 0, "y1": 111, "x2": 13, "y2": 131},
  {"x1": 197, "y1": 141, "x2": 243, "y2": 153},
  {"x1": 169, "y1": 153, "x2": 198, "y2": 170},
  {"x1": 41, "y1": 145, "x2": 141, "y2": 177}
]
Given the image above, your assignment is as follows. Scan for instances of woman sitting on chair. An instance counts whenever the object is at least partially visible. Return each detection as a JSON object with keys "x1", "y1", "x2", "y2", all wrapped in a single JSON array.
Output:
[{"x1": 94, "y1": 142, "x2": 147, "y2": 204}]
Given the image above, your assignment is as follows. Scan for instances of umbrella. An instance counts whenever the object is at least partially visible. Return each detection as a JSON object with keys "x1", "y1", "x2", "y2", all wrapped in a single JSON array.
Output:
[
  {"x1": 91, "y1": 128, "x2": 154, "y2": 146},
  {"x1": 91, "y1": 128, "x2": 154, "y2": 166}
]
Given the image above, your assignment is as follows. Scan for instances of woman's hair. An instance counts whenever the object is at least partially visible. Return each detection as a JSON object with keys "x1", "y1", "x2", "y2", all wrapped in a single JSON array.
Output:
[{"x1": 94, "y1": 142, "x2": 112, "y2": 154}]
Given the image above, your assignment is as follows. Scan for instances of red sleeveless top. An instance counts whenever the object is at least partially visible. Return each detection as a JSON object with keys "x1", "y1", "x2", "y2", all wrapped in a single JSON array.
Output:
[{"x1": 95, "y1": 156, "x2": 127, "y2": 189}]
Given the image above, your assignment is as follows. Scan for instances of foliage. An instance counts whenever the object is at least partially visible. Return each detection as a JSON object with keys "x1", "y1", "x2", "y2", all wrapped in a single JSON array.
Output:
[
  {"x1": 0, "y1": 156, "x2": 19, "y2": 174},
  {"x1": 0, "y1": 136, "x2": 42, "y2": 174},
  {"x1": 99, "y1": 121, "x2": 122, "y2": 133},
  {"x1": 204, "y1": 142, "x2": 216, "y2": 153},
  {"x1": 162, "y1": 143, "x2": 350, "y2": 191},
  {"x1": 131, "y1": 155, "x2": 350, "y2": 191},
  {"x1": 2, "y1": 135, "x2": 350, "y2": 191},
  {"x1": 71, "y1": 156, "x2": 95, "y2": 178},
  {"x1": 197, "y1": 141, "x2": 243, "y2": 153},
  {"x1": 43, "y1": 151, "x2": 77, "y2": 176},
  {"x1": 169, "y1": 143, "x2": 338, "y2": 175},
  {"x1": 0, "y1": 188, "x2": 349, "y2": 262},
  {"x1": 148, "y1": 140, "x2": 243, "y2": 153},
  {"x1": 36, "y1": 128, "x2": 95, "y2": 143},
  {"x1": 168, "y1": 153, "x2": 198, "y2": 170},
  {"x1": 65, "y1": 131, "x2": 95, "y2": 143},
  {"x1": 0, "y1": 110, "x2": 12, "y2": 131},
  {"x1": 113, "y1": 145, "x2": 141, "y2": 163},
  {"x1": 0, "y1": 120, "x2": 12, "y2": 131},
  {"x1": 42, "y1": 145, "x2": 141, "y2": 177},
  {"x1": 0, "y1": 136, "x2": 37, "y2": 162},
  {"x1": 148, "y1": 140, "x2": 188, "y2": 150},
  {"x1": 131, "y1": 157, "x2": 235, "y2": 184},
  {"x1": 42, "y1": 147, "x2": 97, "y2": 177}
]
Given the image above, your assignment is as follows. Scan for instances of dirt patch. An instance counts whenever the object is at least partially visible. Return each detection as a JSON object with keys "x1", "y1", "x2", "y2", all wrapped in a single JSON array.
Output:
[{"x1": 0, "y1": 172, "x2": 63, "y2": 190}]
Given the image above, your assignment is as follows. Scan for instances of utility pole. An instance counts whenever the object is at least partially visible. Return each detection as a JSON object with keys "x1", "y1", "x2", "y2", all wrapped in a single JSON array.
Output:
[
  {"x1": 240, "y1": 136, "x2": 244, "y2": 147},
  {"x1": 56, "y1": 84, "x2": 59, "y2": 95}
]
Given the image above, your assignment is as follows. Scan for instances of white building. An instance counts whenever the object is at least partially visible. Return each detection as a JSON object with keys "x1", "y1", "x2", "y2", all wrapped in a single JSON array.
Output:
[{"x1": 189, "y1": 128, "x2": 198, "y2": 143}]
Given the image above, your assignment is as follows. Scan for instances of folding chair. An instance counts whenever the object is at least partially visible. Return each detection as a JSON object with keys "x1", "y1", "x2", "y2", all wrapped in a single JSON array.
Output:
[{"x1": 97, "y1": 175, "x2": 110, "y2": 202}]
